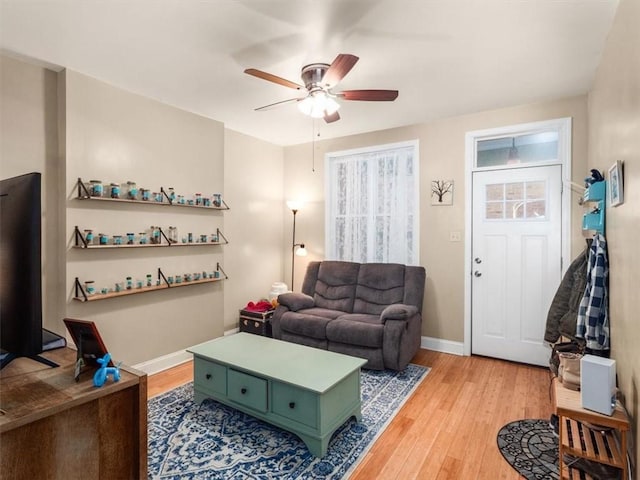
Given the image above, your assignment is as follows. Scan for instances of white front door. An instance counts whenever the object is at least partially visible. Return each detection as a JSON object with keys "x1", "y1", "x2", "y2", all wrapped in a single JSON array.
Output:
[{"x1": 471, "y1": 165, "x2": 562, "y2": 366}]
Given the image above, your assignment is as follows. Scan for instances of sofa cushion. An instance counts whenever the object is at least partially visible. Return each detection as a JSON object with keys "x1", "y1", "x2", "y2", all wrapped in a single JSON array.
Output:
[
  {"x1": 296, "y1": 308, "x2": 346, "y2": 320},
  {"x1": 277, "y1": 292, "x2": 314, "y2": 311},
  {"x1": 312, "y1": 261, "x2": 360, "y2": 312},
  {"x1": 354, "y1": 263, "x2": 406, "y2": 314},
  {"x1": 381, "y1": 304, "x2": 418, "y2": 321},
  {"x1": 279, "y1": 312, "x2": 333, "y2": 340},
  {"x1": 326, "y1": 314, "x2": 384, "y2": 348}
]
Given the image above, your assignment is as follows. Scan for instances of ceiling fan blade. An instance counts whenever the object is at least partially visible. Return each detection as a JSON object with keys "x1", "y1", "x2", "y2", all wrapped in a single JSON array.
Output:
[
  {"x1": 324, "y1": 111, "x2": 340, "y2": 123},
  {"x1": 254, "y1": 97, "x2": 300, "y2": 111},
  {"x1": 322, "y1": 54, "x2": 359, "y2": 87},
  {"x1": 337, "y1": 89, "x2": 399, "y2": 101},
  {"x1": 244, "y1": 68, "x2": 303, "y2": 90}
]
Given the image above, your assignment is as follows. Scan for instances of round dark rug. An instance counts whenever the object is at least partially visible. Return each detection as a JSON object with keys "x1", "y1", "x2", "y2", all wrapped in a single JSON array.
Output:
[{"x1": 497, "y1": 419, "x2": 559, "y2": 480}]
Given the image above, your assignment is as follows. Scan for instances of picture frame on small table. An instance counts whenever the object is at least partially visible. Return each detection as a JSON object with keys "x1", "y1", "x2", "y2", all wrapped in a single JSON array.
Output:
[{"x1": 63, "y1": 318, "x2": 112, "y2": 381}]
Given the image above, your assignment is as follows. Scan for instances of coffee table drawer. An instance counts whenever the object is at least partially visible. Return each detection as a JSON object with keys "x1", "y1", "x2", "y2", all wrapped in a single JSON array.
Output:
[
  {"x1": 194, "y1": 358, "x2": 227, "y2": 396},
  {"x1": 272, "y1": 382, "x2": 317, "y2": 428},
  {"x1": 228, "y1": 369, "x2": 268, "y2": 412}
]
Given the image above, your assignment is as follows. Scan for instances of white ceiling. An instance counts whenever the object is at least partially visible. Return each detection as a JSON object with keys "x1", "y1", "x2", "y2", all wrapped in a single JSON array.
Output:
[{"x1": 0, "y1": 0, "x2": 619, "y2": 146}]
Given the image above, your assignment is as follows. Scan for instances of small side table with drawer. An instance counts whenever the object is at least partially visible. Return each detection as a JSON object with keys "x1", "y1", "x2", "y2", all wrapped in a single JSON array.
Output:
[{"x1": 239, "y1": 309, "x2": 274, "y2": 337}]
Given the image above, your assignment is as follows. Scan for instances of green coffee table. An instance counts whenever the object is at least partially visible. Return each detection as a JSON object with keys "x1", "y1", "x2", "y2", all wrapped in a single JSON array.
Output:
[{"x1": 187, "y1": 333, "x2": 367, "y2": 457}]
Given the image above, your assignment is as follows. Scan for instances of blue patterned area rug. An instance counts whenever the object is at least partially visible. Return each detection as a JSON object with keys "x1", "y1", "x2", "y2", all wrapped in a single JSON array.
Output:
[{"x1": 148, "y1": 364, "x2": 428, "y2": 479}]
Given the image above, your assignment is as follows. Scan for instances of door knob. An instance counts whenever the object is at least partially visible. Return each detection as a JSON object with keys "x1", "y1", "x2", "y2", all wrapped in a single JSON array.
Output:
[
  {"x1": 474, "y1": 271, "x2": 482, "y2": 277},
  {"x1": 474, "y1": 257, "x2": 482, "y2": 264}
]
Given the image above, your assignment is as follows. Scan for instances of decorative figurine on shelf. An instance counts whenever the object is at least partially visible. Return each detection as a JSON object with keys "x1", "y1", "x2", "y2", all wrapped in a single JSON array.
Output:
[
  {"x1": 93, "y1": 353, "x2": 121, "y2": 387},
  {"x1": 585, "y1": 169, "x2": 605, "y2": 186}
]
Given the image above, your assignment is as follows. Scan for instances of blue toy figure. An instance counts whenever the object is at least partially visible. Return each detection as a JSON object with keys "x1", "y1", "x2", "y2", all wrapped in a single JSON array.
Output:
[{"x1": 93, "y1": 353, "x2": 121, "y2": 387}]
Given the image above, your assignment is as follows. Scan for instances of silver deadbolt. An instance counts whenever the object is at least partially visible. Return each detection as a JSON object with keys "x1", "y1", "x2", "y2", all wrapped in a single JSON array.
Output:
[
  {"x1": 474, "y1": 257, "x2": 482, "y2": 264},
  {"x1": 474, "y1": 271, "x2": 482, "y2": 277}
]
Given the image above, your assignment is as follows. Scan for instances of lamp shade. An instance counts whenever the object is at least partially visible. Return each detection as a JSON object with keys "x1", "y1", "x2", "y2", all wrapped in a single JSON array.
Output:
[
  {"x1": 298, "y1": 91, "x2": 340, "y2": 119},
  {"x1": 287, "y1": 200, "x2": 301, "y2": 211},
  {"x1": 295, "y1": 245, "x2": 307, "y2": 257}
]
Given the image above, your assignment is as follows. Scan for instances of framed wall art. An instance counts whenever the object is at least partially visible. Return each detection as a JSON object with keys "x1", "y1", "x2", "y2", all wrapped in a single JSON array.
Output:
[
  {"x1": 431, "y1": 180, "x2": 454, "y2": 206},
  {"x1": 608, "y1": 160, "x2": 624, "y2": 207}
]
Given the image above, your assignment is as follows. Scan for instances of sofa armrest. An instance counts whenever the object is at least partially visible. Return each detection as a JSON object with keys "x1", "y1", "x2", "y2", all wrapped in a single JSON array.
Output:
[
  {"x1": 380, "y1": 304, "x2": 418, "y2": 322},
  {"x1": 277, "y1": 292, "x2": 315, "y2": 312}
]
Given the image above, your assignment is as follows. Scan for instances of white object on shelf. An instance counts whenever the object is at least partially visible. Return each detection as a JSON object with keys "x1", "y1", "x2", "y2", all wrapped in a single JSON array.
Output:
[{"x1": 581, "y1": 354, "x2": 616, "y2": 415}]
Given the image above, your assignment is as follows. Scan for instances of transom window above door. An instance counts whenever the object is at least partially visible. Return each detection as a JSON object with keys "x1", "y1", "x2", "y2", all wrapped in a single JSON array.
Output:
[{"x1": 477, "y1": 131, "x2": 559, "y2": 168}]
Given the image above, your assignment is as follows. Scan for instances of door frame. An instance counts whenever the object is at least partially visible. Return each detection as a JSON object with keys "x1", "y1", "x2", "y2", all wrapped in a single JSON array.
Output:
[{"x1": 463, "y1": 117, "x2": 572, "y2": 357}]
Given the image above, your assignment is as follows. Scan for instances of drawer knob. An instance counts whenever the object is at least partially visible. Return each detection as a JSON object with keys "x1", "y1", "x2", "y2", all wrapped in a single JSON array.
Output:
[
  {"x1": 289, "y1": 402, "x2": 296, "y2": 409},
  {"x1": 205, "y1": 373, "x2": 212, "y2": 380},
  {"x1": 241, "y1": 387, "x2": 247, "y2": 395}
]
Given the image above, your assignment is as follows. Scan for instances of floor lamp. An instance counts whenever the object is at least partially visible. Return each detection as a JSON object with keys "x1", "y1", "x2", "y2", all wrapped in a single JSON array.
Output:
[{"x1": 288, "y1": 201, "x2": 307, "y2": 290}]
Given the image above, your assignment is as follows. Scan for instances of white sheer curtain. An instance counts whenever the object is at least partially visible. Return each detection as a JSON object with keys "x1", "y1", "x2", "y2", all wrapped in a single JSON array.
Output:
[{"x1": 326, "y1": 141, "x2": 419, "y2": 265}]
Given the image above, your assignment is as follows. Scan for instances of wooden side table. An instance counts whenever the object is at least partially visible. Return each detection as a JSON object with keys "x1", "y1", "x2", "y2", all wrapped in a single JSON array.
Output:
[{"x1": 553, "y1": 378, "x2": 629, "y2": 480}]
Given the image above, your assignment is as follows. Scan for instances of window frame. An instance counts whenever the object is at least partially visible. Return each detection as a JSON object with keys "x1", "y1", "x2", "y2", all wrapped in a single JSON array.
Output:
[{"x1": 324, "y1": 139, "x2": 420, "y2": 265}]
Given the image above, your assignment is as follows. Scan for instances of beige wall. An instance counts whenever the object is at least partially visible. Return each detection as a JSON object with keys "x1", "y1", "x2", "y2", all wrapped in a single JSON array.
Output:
[
  {"x1": 0, "y1": 55, "x2": 63, "y2": 333},
  {"x1": 63, "y1": 70, "x2": 226, "y2": 365},
  {"x1": 1, "y1": 55, "x2": 286, "y2": 367},
  {"x1": 223, "y1": 129, "x2": 284, "y2": 331},
  {"x1": 587, "y1": 0, "x2": 640, "y2": 467},
  {"x1": 283, "y1": 96, "x2": 588, "y2": 343}
]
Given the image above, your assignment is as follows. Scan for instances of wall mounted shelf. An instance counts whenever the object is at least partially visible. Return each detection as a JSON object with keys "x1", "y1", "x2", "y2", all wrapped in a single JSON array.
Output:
[
  {"x1": 73, "y1": 226, "x2": 228, "y2": 249},
  {"x1": 75, "y1": 178, "x2": 230, "y2": 210},
  {"x1": 581, "y1": 180, "x2": 605, "y2": 234},
  {"x1": 73, "y1": 264, "x2": 228, "y2": 302}
]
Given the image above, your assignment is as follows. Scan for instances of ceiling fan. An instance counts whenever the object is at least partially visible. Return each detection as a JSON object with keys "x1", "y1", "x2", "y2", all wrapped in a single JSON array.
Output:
[{"x1": 244, "y1": 54, "x2": 398, "y2": 124}]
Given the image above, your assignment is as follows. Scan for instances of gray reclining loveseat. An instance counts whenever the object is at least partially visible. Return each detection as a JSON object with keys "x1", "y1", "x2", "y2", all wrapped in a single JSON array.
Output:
[{"x1": 272, "y1": 260, "x2": 426, "y2": 370}]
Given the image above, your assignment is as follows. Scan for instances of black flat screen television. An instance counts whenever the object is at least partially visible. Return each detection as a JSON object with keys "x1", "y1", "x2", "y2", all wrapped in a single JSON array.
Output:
[{"x1": 0, "y1": 172, "x2": 57, "y2": 369}]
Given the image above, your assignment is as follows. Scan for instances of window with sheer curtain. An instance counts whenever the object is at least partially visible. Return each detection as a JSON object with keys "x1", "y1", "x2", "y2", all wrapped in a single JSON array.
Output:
[{"x1": 325, "y1": 140, "x2": 419, "y2": 265}]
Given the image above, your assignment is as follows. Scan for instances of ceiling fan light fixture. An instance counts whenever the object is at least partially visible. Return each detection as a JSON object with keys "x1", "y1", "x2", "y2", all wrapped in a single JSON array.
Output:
[{"x1": 298, "y1": 91, "x2": 340, "y2": 118}]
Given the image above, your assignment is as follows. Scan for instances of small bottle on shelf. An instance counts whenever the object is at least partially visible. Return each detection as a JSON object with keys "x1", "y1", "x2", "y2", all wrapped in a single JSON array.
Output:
[
  {"x1": 84, "y1": 280, "x2": 96, "y2": 295},
  {"x1": 90, "y1": 180, "x2": 103, "y2": 197},
  {"x1": 168, "y1": 226, "x2": 178, "y2": 244},
  {"x1": 126, "y1": 181, "x2": 138, "y2": 200},
  {"x1": 110, "y1": 183, "x2": 120, "y2": 199}
]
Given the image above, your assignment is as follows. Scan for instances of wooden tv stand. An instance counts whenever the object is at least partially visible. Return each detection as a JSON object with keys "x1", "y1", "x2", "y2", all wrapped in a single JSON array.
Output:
[{"x1": 0, "y1": 347, "x2": 147, "y2": 479}]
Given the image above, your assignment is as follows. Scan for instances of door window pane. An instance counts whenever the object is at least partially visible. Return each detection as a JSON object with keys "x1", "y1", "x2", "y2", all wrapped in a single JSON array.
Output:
[{"x1": 485, "y1": 181, "x2": 547, "y2": 221}]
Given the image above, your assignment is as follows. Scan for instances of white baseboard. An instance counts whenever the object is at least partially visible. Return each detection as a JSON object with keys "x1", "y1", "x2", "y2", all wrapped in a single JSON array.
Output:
[
  {"x1": 134, "y1": 329, "x2": 239, "y2": 375},
  {"x1": 133, "y1": 349, "x2": 192, "y2": 376},
  {"x1": 135, "y1": 332, "x2": 462, "y2": 375},
  {"x1": 420, "y1": 336, "x2": 464, "y2": 356}
]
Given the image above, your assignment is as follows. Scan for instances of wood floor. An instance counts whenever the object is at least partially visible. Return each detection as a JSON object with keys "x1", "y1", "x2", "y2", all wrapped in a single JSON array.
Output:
[{"x1": 148, "y1": 348, "x2": 554, "y2": 479}]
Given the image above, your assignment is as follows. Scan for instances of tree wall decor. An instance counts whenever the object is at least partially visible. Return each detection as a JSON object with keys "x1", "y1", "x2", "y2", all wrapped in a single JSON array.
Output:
[{"x1": 431, "y1": 180, "x2": 454, "y2": 205}]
